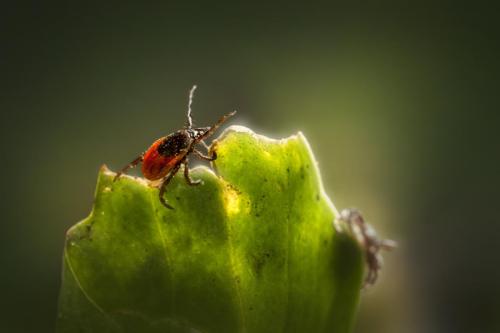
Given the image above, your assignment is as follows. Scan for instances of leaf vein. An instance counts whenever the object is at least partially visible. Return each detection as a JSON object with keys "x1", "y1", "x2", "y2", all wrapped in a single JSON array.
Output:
[{"x1": 64, "y1": 249, "x2": 121, "y2": 329}]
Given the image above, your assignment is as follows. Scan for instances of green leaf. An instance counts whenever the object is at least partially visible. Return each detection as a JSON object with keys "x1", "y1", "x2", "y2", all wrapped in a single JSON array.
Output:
[{"x1": 57, "y1": 126, "x2": 364, "y2": 333}]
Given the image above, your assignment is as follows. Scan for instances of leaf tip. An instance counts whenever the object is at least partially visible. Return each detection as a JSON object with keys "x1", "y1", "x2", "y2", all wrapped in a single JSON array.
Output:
[{"x1": 99, "y1": 164, "x2": 111, "y2": 173}]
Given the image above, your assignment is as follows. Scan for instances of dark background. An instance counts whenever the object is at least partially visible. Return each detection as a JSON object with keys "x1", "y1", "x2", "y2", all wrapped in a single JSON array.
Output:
[{"x1": 2, "y1": 3, "x2": 499, "y2": 333}]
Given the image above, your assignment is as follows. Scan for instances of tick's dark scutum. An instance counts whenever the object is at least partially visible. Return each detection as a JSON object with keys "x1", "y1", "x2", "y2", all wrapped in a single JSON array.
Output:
[{"x1": 157, "y1": 131, "x2": 190, "y2": 156}]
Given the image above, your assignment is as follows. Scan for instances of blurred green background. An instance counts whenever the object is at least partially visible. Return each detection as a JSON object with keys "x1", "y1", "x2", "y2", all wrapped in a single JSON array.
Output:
[{"x1": 2, "y1": 3, "x2": 499, "y2": 333}]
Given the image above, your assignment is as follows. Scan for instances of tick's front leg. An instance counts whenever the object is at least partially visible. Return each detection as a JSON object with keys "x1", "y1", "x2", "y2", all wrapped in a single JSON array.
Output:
[
  {"x1": 114, "y1": 155, "x2": 143, "y2": 182},
  {"x1": 197, "y1": 140, "x2": 217, "y2": 161},
  {"x1": 192, "y1": 149, "x2": 216, "y2": 161}
]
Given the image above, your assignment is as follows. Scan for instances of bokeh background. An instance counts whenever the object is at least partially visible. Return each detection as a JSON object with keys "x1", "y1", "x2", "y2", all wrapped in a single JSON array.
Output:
[{"x1": 2, "y1": 3, "x2": 499, "y2": 333}]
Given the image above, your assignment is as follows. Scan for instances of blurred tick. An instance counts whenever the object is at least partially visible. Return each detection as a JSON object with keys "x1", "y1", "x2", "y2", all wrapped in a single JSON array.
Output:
[
  {"x1": 114, "y1": 85, "x2": 236, "y2": 209},
  {"x1": 338, "y1": 208, "x2": 396, "y2": 288}
]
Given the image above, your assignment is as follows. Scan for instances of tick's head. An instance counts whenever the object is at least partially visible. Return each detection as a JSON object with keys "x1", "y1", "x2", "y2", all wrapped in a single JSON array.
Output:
[
  {"x1": 188, "y1": 127, "x2": 210, "y2": 141},
  {"x1": 157, "y1": 130, "x2": 192, "y2": 157}
]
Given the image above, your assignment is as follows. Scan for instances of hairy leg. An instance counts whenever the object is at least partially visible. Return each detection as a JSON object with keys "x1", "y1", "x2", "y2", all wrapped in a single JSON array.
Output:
[
  {"x1": 158, "y1": 164, "x2": 181, "y2": 209},
  {"x1": 183, "y1": 159, "x2": 202, "y2": 185},
  {"x1": 114, "y1": 155, "x2": 143, "y2": 182},
  {"x1": 192, "y1": 149, "x2": 216, "y2": 161},
  {"x1": 198, "y1": 110, "x2": 236, "y2": 141}
]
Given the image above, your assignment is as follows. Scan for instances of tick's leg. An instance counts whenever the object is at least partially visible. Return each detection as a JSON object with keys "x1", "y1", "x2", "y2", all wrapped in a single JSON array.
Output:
[
  {"x1": 114, "y1": 155, "x2": 143, "y2": 182},
  {"x1": 198, "y1": 110, "x2": 237, "y2": 141},
  {"x1": 338, "y1": 208, "x2": 396, "y2": 288},
  {"x1": 183, "y1": 159, "x2": 202, "y2": 185},
  {"x1": 199, "y1": 140, "x2": 217, "y2": 160},
  {"x1": 200, "y1": 140, "x2": 210, "y2": 151},
  {"x1": 159, "y1": 164, "x2": 181, "y2": 209},
  {"x1": 193, "y1": 149, "x2": 216, "y2": 161}
]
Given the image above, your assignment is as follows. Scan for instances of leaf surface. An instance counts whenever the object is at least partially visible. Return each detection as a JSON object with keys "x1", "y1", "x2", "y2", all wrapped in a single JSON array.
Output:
[{"x1": 57, "y1": 126, "x2": 363, "y2": 333}]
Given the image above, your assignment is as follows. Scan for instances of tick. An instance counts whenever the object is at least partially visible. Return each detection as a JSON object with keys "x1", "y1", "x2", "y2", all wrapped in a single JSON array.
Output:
[
  {"x1": 114, "y1": 85, "x2": 236, "y2": 209},
  {"x1": 338, "y1": 208, "x2": 396, "y2": 288}
]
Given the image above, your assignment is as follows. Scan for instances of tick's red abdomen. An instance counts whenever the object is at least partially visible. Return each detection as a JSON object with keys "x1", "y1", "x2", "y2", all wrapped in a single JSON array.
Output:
[{"x1": 141, "y1": 138, "x2": 184, "y2": 181}]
